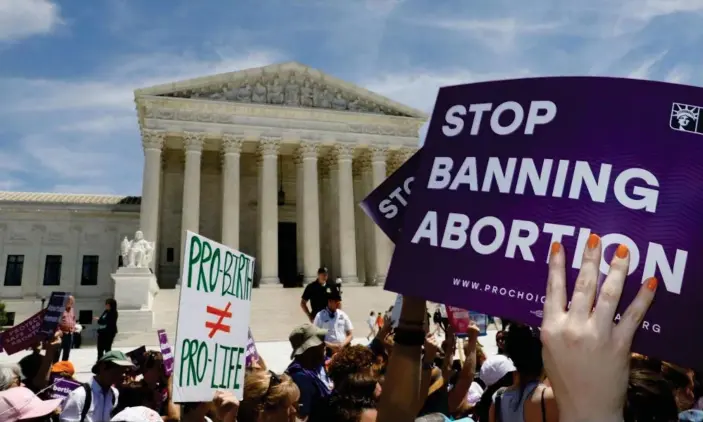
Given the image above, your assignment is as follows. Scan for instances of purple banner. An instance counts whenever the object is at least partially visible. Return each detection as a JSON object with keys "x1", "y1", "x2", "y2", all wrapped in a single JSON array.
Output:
[
  {"x1": 157, "y1": 329, "x2": 174, "y2": 377},
  {"x1": 245, "y1": 328, "x2": 258, "y2": 367},
  {"x1": 0, "y1": 310, "x2": 46, "y2": 355},
  {"x1": 382, "y1": 77, "x2": 703, "y2": 370},
  {"x1": 48, "y1": 376, "x2": 81, "y2": 401}
]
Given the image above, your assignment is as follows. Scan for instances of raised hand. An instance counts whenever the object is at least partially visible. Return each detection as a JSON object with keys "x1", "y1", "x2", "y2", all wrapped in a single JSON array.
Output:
[
  {"x1": 541, "y1": 236, "x2": 657, "y2": 422},
  {"x1": 213, "y1": 390, "x2": 239, "y2": 422}
]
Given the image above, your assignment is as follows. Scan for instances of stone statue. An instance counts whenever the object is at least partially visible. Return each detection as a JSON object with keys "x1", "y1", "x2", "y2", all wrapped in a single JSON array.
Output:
[
  {"x1": 236, "y1": 80, "x2": 252, "y2": 102},
  {"x1": 120, "y1": 230, "x2": 155, "y2": 268},
  {"x1": 252, "y1": 80, "x2": 267, "y2": 103},
  {"x1": 331, "y1": 92, "x2": 347, "y2": 110},
  {"x1": 300, "y1": 79, "x2": 314, "y2": 107},
  {"x1": 267, "y1": 77, "x2": 284, "y2": 105},
  {"x1": 284, "y1": 74, "x2": 301, "y2": 106}
]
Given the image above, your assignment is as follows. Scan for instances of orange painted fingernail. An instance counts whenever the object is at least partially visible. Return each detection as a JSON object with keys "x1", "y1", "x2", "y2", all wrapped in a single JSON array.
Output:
[
  {"x1": 615, "y1": 244, "x2": 629, "y2": 259},
  {"x1": 587, "y1": 233, "x2": 600, "y2": 249},
  {"x1": 550, "y1": 242, "x2": 560, "y2": 255},
  {"x1": 646, "y1": 277, "x2": 658, "y2": 291}
]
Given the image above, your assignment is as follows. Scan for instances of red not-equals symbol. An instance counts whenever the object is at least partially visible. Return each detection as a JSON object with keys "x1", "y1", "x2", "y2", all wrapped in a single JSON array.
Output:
[{"x1": 205, "y1": 302, "x2": 232, "y2": 338}]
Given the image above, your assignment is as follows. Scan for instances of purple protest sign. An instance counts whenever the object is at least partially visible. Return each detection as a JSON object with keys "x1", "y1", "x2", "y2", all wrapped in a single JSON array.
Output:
[
  {"x1": 245, "y1": 329, "x2": 258, "y2": 367},
  {"x1": 0, "y1": 310, "x2": 46, "y2": 355},
  {"x1": 359, "y1": 151, "x2": 421, "y2": 243},
  {"x1": 48, "y1": 376, "x2": 81, "y2": 401},
  {"x1": 157, "y1": 329, "x2": 174, "y2": 377},
  {"x1": 39, "y1": 292, "x2": 68, "y2": 339},
  {"x1": 383, "y1": 77, "x2": 703, "y2": 370}
]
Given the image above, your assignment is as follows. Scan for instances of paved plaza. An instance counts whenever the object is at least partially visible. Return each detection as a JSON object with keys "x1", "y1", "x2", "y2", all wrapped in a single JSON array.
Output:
[
  {"x1": 0, "y1": 331, "x2": 499, "y2": 383},
  {"x1": 108, "y1": 285, "x2": 403, "y2": 347}
]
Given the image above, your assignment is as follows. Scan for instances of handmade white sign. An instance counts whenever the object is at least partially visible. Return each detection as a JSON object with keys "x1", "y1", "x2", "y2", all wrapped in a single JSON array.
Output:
[{"x1": 172, "y1": 231, "x2": 254, "y2": 402}]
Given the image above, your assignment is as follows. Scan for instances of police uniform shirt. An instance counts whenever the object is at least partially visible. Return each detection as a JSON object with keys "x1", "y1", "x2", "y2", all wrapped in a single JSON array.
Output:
[
  {"x1": 313, "y1": 308, "x2": 353, "y2": 344},
  {"x1": 302, "y1": 281, "x2": 339, "y2": 317}
]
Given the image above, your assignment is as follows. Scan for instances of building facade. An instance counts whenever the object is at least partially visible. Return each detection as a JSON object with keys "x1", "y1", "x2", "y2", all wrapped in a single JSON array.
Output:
[{"x1": 0, "y1": 61, "x2": 424, "y2": 328}]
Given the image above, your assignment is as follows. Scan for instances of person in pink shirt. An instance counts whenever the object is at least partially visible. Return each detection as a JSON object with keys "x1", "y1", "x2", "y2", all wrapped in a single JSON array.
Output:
[{"x1": 53, "y1": 296, "x2": 76, "y2": 363}]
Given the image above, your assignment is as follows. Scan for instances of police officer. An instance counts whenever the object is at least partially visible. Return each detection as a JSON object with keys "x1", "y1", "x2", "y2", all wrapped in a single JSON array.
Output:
[{"x1": 300, "y1": 267, "x2": 341, "y2": 322}]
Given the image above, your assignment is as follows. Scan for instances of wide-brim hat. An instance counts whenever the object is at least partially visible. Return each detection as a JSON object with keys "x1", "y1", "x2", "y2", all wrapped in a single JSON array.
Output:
[
  {"x1": 289, "y1": 324, "x2": 328, "y2": 359},
  {"x1": 91, "y1": 350, "x2": 136, "y2": 374},
  {"x1": 0, "y1": 387, "x2": 63, "y2": 422}
]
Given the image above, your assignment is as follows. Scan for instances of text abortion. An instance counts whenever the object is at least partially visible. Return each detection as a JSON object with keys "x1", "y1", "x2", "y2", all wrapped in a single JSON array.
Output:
[
  {"x1": 186, "y1": 235, "x2": 253, "y2": 300},
  {"x1": 410, "y1": 100, "x2": 688, "y2": 295}
]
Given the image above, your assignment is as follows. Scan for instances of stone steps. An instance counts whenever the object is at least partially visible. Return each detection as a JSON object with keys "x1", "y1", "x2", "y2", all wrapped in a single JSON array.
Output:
[{"x1": 113, "y1": 287, "x2": 180, "y2": 347}]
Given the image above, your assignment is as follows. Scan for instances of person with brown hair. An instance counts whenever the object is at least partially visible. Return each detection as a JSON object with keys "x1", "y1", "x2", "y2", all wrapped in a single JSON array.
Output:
[
  {"x1": 661, "y1": 362, "x2": 696, "y2": 412},
  {"x1": 325, "y1": 394, "x2": 377, "y2": 422},
  {"x1": 237, "y1": 369, "x2": 300, "y2": 422},
  {"x1": 624, "y1": 367, "x2": 678, "y2": 422},
  {"x1": 328, "y1": 345, "x2": 376, "y2": 388}
]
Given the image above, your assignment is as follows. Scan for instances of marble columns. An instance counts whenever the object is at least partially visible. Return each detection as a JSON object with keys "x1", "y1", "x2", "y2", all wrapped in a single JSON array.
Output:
[
  {"x1": 221, "y1": 135, "x2": 243, "y2": 250},
  {"x1": 370, "y1": 145, "x2": 391, "y2": 284},
  {"x1": 257, "y1": 137, "x2": 280, "y2": 285},
  {"x1": 298, "y1": 141, "x2": 321, "y2": 282},
  {"x1": 140, "y1": 130, "x2": 164, "y2": 270},
  {"x1": 352, "y1": 163, "x2": 367, "y2": 285},
  {"x1": 295, "y1": 154, "x2": 305, "y2": 275},
  {"x1": 334, "y1": 144, "x2": 359, "y2": 285},
  {"x1": 180, "y1": 132, "x2": 204, "y2": 271}
]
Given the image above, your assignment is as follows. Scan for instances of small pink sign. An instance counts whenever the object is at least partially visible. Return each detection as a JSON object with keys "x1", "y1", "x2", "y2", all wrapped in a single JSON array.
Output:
[{"x1": 445, "y1": 306, "x2": 471, "y2": 333}]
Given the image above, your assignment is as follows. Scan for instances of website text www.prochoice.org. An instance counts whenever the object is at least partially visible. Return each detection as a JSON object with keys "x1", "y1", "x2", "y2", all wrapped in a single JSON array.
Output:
[
  {"x1": 451, "y1": 278, "x2": 664, "y2": 333},
  {"x1": 452, "y1": 278, "x2": 546, "y2": 304}
]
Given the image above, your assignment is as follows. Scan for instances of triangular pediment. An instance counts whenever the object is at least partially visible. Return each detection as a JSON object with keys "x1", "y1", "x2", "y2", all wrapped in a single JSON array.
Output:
[{"x1": 134, "y1": 61, "x2": 426, "y2": 118}]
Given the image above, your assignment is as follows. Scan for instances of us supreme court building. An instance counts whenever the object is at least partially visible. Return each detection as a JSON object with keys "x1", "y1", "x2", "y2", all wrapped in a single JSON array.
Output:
[{"x1": 0, "y1": 62, "x2": 425, "y2": 325}]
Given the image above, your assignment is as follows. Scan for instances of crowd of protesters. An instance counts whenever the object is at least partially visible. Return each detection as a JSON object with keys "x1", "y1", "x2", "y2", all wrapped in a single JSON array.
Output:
[{"x1": 0, "y1": 239, "x2": 702, "y2": 421}]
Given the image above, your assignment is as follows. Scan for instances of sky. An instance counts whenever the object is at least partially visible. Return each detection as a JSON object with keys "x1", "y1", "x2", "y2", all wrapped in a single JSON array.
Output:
[{"x1": 2, "y1": 0, "x2": 703, "y2": 195}]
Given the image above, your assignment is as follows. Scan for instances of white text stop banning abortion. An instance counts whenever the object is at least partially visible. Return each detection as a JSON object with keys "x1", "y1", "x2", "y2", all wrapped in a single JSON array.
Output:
[{"x1": 409, "y1": 100, "x2": 688, "y2": 296}]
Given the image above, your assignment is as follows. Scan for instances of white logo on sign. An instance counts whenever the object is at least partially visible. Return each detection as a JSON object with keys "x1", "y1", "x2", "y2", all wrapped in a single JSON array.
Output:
[{"x1": 670, "y1": 102, "x2": 702, "y2": 135}]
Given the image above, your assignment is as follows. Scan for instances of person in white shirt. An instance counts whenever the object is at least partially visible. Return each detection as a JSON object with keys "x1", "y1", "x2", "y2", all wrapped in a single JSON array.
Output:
[
  {"x1": 60, "y1": 351, "x2": 135, "y2": 422},
  {"x1": 313, "y1": 289, "x2": 353, "y2": 357},
  {"x1": 366, "y1": 311, "x2": 376, "y2": 340}
]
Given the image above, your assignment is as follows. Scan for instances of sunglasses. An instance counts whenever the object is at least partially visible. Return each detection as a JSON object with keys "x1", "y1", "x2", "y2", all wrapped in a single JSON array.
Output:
[{"x1": 261, "y1": 371, "x2": 282, "y2": 405}]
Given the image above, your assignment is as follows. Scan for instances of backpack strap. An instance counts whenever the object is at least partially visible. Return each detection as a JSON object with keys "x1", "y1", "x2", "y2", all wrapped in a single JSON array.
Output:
[{"x1": 80, "y1": 383, "x2": 92, "y2": 422}]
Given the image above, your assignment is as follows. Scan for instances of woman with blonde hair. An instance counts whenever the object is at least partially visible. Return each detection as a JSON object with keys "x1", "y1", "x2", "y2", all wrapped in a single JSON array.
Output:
[{"x1": 237, "y1": 369, "x2": 301, "y2": 422}]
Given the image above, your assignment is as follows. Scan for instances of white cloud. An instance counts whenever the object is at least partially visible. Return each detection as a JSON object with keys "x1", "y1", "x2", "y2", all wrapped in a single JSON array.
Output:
[
  {"x1": 362, "y1": 68, "x2": 531, "y2": 112},
  {"x1": 0, "y1": 50, "x2": 281, "y2": 194},
  {"x1": 0, "y1": 0, "x2": 63, "y2": 41},
  {"x1": 2, "y1": 51, "x2": 279, "y2": 113},
  {"x1": 628, "y1": 51, "x2": 668, "y2": 79},
  {"x1": 665, "y1": 66, "x2": 691, "y2": 84},
  {"x1": 627, "y1": 0, "x2": 703, "y2": 21}
]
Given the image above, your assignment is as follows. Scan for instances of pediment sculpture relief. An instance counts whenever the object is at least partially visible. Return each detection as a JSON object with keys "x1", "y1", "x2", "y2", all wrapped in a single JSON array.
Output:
[{"x1": 164, "y1": 72, "x2": 406, "y2": 116}]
